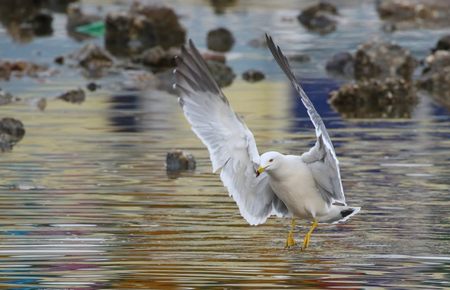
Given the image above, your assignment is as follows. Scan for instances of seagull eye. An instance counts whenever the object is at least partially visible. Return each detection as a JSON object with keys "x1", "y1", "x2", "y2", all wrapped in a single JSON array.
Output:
[{"x1": 269, "y1": 158, "x2": 274, "y2": 162}]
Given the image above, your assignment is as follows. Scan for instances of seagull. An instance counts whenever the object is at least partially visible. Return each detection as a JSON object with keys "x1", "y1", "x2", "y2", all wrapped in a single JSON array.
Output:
[{"x1": 173, "y1": 34, "x2": 360, "y2": 250}]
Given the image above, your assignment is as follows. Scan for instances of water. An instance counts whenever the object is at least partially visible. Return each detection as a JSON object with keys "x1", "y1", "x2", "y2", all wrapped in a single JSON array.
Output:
[{"x1": 0, "y1": 0, "x2": 449, "y2": 289}]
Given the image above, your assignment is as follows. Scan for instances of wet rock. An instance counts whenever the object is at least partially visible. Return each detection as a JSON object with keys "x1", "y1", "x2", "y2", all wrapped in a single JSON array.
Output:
[
  {"x1": 71, "y1": 44, "x2": 114, "y2": 72},
  {"x1": 36, "y1": 98, "x2": 47, "y2": 111},
  {"x1": 86, "y1": 82, "x2": 100, "y2": 92},
  {"x1": 288, "y1": 53, "x2": 311, "y2": 63},
  {"x1": 433, "y1": 35, "x2": 450, "y2": 52},
  {"x1": 242, "y1": 69, "x2": 265, "y2": 83},
  {"x1": 354, "y1": 41, "x2": 417, "y2": 82},
  {"x1": 418, "y1": 51, "x2": 450, "y2": 107},
  {"x1": 0, "y1": 60, "x2": 48, "y2": 80},
  {"x1": 133, "y1": 46, "x2": 179, "y2": 71},
  {"x1": 166, "y1": 150, "x2": 196, "y2": 171},
  {"x1": 248, "y1": 37, "x2": 266, "y2": 48},
  {"x1": 297, "y1": 2, "x2": 338, "y2": 34},
  {"x1": 326, "y1": 52, "x2": 354, "y2": 77},
  {"x1": 66, "y1": 3, "x2": 102, "y2": 41},
  {"x1": 0, "y1": 117, "x2": 25, "y2": 152},
  {"x1": 207, "y1": 28, "x2": 235, "y2": 52},
  {"x1": 329, "y1": 78, "x2": 417, "y2": 118},
  {"x1": 105, "y1": 12, "x2": 156, "y2": 56},
  {"x1": 209, "y1": 0, "x2": 238, "y2": 15},
  {"x1": 0, "y1": 91, "x2": 16, "y2": 106},
  {"x1": 0, "y1": 1, "x2": 57, "y2": 42},
  {"x1": 54, "y1": 55, "x2": 64, "y2": 65},
  {"x1": 376, "y1": 0, "x2": 450, "y2": 30},
  {"x1": 206, "y1": 60, "x2": 236, "y2": 88},
  {"x1": 202, "y1": 52, "x2": 226, "y2": 64},
  {"x1": 57, "y1": 88, "x2": 86, "y2": 104},
  {"x1": 105, "y1": 5, "x2": 186, "y2": 56},
  {"x1": 24, "y1": 10, "x2": 53, "y2": 36}
]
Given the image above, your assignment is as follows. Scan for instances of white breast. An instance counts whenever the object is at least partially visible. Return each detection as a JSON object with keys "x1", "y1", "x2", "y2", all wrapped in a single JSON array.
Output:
[{"x1": 268, "y1": 155, "x2": 329, "y2": 220}]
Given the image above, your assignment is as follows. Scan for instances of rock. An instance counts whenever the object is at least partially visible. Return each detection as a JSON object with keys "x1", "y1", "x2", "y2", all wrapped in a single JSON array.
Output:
[
  {"x1": 57, "y1": 88, "x2": 86, "y2": 104},
  {"x1": 86, "y1": 82, "x2": 100, "y2": 91},
  {"x1": 326, "y1": 52, "x2": 354, "y2": 77},
  {"x1": 0, "y1": 117, "x2": 25, "y2": 152},
  {"x1": 24, "y1": 10, "x2": 53, "y2": 36},
  {"x1": 288, "y1": 54, "x2": 311, "y2": 63},
  {"x1": 105, "y1": 12, "x2": 156, "y2": 56},
  {"x1": 208, "y1": 0, "x2": 238, "y2": 14},
  {"x1": 329, "y1": 78, "x2": 417, "y2": 118},
  {"x1": 376, "y1": 0, "x2": 450, "y2": 30},
  {"x1": 297, "y1": 2, "x2": 338, "y2": 34},
  {"x1": 433, "y1": 35, "x2": 450, "y2": 52},
  {"x1": 202, "y1": 52, "x2": 226, "y2": 63},
  {"x1": 0, "y1": 91, "x2": 15, "y2": 106},
  {"x1": 71, "y1": 44, "x2": 114, "y2": 71},
  {"x1": 0, "y1": 1, "x2": 58, "y2": 42},
  {"x1": 0, "y1": 60, "x2": 48, "y2": 80},
  {"x1": 242, "y1": 69, "x2": 265, "y2": 83},
  {"x1": 130, "y1": 4, "x2": 186, "y2": 50},
  {"x1": 207, "y1": 28, "x2": 235, "y2": 52},
  {"x1": 66, "y1": 3, "x2": 102, "y2": 41},
  {"x1": 418, "y1": 51, "x2": 450, "y2": 107},
  {"x1": 166, "y1": 150, "x2": 196, "y2": 171},
  {"x1": 133, "y1": 46, "x2": 178, "y2": 70},
  {"x1": 206, "y1": 60, "x2": 235, "y2": 88},
  {"x1": 248, "y1": 37, "x2": 266, "y2": 48},
  {"x1": 105, "y1": 5, "x2": 186, "y2": 56},
  {"x1": 354, "y1": 41, "x2": 417, "y2": 81},
  {"x1": 36, "y1": 98, "x2": 47, "y2": 111},
  {"x1": 54, "y1": 55, "x2": 64, "y2": 65}
]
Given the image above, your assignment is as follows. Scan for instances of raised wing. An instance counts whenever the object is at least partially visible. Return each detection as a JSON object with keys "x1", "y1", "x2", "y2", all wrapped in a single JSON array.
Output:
[
  {"x1": 265, "y1": 34, "x2": 346, "y2": 205},
  {"x1": 174, "y1": 39, "x2": 289, "y2": 224}
]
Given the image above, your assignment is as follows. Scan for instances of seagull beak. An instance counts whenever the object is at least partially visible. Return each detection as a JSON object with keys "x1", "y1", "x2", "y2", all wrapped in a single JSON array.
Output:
[{"x1": 256, "y1": 166, "x2": 265, "y2": 177}]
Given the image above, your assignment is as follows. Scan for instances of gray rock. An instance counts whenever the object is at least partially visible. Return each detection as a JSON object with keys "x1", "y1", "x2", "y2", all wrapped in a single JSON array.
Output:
[
  {"x1": 25, "y1": 10, "x2": 53, "y2": 36},
  {"x1": 166, "y1": 150, "x2": 196, "y2": 171},
  {"x1": 433, "y1": 35, "x2": 450, "y2": 52},
  {"x1": 105, "y1": 5, "x2": 186, "y2": 56},
  {"x1": 326, "y1": 52, "x2": 354, "y2": 77},
  {"x1": 376, "y1": 0, "x2": 450, "y2": 30},
  {"x1": 354, "y1": 41, "x2": 417, "y2": 81},
  {"x1": 297, "y1": 2, "x2": 338, "y2": 35},
  {"x1": 71, "y1": 43, "x2": 114, "y2": 74},
  {"x1": 207, "y1": 28, "x2": 235, "y2": 52},
  {"x1": 0, "y1": 118, "x2": 25, "y2": 152},
  {"x1": 0, "y1": 91, "x2": 15, "y2": 106},
  {"x1": 206, "y1": 60, "x2": 235, "y2": 88},
  {"x1": 329, "y1": 78, "x2": 417, "y2": 118},
  {"x1": 57, "y1": 88, "x2": 86, "y2": 104},
  {"x1": 242, "y1": 69, "x2": 265, "y2": 83},
  {"x1": 418, "y1": 51, "x2": 450, "y2": 108},
  {"x1": 133, "y1": 46, "x2": 179, "y2": 71}
]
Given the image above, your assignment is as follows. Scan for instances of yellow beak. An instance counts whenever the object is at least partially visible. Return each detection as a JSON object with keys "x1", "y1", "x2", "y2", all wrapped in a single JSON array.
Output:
[{"x1": 256, "y1": 166, "x2": 265, "y2": 177}]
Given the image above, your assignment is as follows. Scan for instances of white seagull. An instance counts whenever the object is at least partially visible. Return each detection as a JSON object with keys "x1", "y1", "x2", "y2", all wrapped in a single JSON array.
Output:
[{"x1": 173, "y1": 34, "x2": 360, "y2": 250}]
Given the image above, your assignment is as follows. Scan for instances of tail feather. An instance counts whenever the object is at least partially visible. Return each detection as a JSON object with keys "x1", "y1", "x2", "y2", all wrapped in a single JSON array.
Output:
[{"x1": 318, "y1": 205, "x2": 361, "y2": 224}]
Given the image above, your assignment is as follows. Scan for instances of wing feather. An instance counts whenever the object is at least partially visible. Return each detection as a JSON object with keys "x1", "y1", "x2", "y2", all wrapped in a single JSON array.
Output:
[
  {"x1": 175, "y1": 39, "x2": 289, "y2": 224},
  {"x1": 265, "y1": 34, "x2": 346, "y2": 205}
]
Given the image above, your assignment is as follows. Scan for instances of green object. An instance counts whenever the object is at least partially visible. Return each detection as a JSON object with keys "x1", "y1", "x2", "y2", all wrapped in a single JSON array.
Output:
[{"x1": 75, "y1": 21, "x2": 105, "y2": 37}]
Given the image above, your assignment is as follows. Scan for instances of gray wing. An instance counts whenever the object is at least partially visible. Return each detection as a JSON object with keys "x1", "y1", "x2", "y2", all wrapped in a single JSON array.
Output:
[
  {"x1": 266, "y1": 34, "x2": 346, "y2": 205},
  {"x1": 174, "y1": 39, "x2": 289, "y2": 224}
]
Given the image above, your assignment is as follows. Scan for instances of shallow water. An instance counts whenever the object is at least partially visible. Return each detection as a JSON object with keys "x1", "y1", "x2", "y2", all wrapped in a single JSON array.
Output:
[{"x1": 1, "y1": 0, "x2": 449, "y2": 289}]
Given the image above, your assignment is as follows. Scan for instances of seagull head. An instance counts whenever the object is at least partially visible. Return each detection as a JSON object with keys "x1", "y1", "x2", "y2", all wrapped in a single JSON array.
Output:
[{"x1": 256, "y1": 151, "x2": 283, "y2": 177}]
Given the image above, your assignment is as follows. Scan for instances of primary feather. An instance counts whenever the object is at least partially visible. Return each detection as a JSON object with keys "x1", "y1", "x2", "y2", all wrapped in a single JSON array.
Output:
[{"x1": 174, "y1": 40, "x2": 289, "y2": 225}]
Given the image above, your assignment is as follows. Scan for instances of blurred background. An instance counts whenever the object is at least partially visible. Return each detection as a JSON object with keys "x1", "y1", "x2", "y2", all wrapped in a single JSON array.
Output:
[{"x1": 0, "y1": 0, "x2": 449, "y2": 289}]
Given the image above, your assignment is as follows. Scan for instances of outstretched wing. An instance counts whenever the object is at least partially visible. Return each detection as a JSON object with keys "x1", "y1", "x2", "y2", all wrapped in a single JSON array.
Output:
[
  {"x1": 265, "y1": 34, "x2": 346, "y2": 205},
  {"x1": 174, "y1": 39, "x2": 289, "y2": 224}
]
